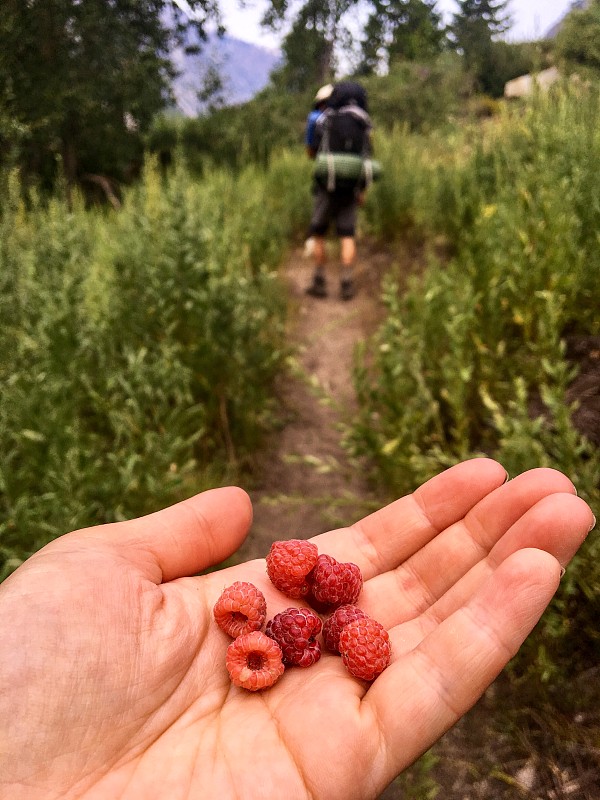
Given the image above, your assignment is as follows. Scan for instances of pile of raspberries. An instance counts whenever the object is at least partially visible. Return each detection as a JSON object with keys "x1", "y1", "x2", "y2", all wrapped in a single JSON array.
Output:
[{"x1": 213, "y1": 539, "x2": 391, "y2": 691}]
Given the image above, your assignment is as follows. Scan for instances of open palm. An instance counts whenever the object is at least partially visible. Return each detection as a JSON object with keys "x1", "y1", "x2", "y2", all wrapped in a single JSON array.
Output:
[{"x1": 0, "y1": 458, "x2": 593, "y2": 800}]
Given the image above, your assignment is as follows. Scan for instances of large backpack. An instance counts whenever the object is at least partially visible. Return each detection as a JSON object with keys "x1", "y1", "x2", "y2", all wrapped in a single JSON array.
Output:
[
  {"x1": 329, "y1": 81, "x2": 369, "y2": 112},
  {"x1": 314, "y1": 82, "x2": 380, "y2": 191},
  {"x1": 324, "y1": 109, "x2": 370, "y2": 157}
]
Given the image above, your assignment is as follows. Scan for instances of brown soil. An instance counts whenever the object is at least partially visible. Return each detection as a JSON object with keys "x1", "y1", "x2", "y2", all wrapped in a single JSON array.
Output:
[
  {"x1": 237, "y1": 240, "x2": 600, "y2": 800},
  {"x1": 238, "y1": 239, "x2": 394, "y2": 562}
]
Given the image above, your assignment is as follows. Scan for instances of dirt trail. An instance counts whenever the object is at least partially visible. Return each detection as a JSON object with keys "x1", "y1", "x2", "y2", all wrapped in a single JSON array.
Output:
[{"x1": 238, "y1": 240, "x2": 391, "y2": 562}]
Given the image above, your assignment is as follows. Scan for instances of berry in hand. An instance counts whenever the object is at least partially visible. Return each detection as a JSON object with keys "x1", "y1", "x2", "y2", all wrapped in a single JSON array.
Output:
[
  {"x1": 307, "y1": 554, "x2": 363, "y2": 611},
  {"x1": 266, "y1": 539, "x2": 319, "y2": 599},
  {"x1": 322, "y1": 604, "x2": 369, "y2": 653},
  {"x1": 213, "y1": 581, "x2": 267, "y2": 639},
  {"x1": 339, "y1": 617, "x2": 391, "y2": 682},
  {"x1": 265, "y1": 607, "x2": 323, "y2": 667},
  {"x1": 226, "y1": 631, "x2": 285, "y2": 691}
]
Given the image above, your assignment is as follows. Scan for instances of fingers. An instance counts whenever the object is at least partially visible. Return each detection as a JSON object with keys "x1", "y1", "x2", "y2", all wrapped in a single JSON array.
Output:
[
  {"x1": 418, "y1": 490, "x2": 592, "y2": 637},
  {"x1": 82, "y1": 487, "x2": 253, "y2": 583},
  {"x1": 365, "y1": 548, "x2": 562, "y2": 779},
  {"x1": 367, "y1": 492, "x2": 593, "y2": 653},
  {"x1": 311, "y1": 458, "x2": 508, "y2": 577},
  {"x1": 488, "y1": 489, "x2": 592, "y2": 566},
  {"x1": 462, "y1": 467, "x2": 576, "y2": 552},
  {"x1": 360, "y1": 468, "x2": 583, "y2": 626}
]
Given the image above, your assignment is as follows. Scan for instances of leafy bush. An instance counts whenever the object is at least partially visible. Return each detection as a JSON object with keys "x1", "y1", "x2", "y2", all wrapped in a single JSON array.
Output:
[
  {"x1": 556, "y1": 0, "x2": 600, "y2": 76},
  {"x1": 147, "y1": 88, "x2": 313, "y2": 173},
  {"x1": 349, "y1": 86, "x2": 600, "y2": 677},
  {"x1": 362, "y1": 54, "x2": 469, "y2": 133},
  {"x1": 0, "y1": 152, "x2": 309, "y2": 579}
]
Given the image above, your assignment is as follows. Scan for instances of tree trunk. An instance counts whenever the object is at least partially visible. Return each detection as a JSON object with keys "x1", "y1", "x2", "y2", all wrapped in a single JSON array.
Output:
[{"x1": 62, "y1": 134, "x2": 78, "y2": 210}]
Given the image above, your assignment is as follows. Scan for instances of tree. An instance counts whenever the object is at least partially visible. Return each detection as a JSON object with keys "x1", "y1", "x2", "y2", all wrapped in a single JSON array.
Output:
[
  {"x1": 0, "y1": 0, "x2": 221, "y2": 193},
  {"x1": 197, "y1": 62, "x2": 228, "y2": 113},
  {"x1": 450, "y1": 0, "x2": 511, "y2": 93},
  {"x1": 361, "y1": 0, "x2": 446, "y2": 74},
  {"x1": 556, "y1": 0, "x2": 600, "y2": 74},
  {"x1": 262, "y1": 0, "x2": 357, "y2": 83},
  {"x1": 270, "y1": 7, "x2": 331, "y2": 92}
]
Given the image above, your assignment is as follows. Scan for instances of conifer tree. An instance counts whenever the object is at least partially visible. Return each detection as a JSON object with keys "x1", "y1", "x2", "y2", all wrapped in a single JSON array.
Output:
[
  {"x1": 270, "y1": 5, "x2": 331, "y2": 91},
  {"x1": 361, "y1": 0, "x2": 445, "y2": 73},
  {"x1": 262, "y1": 0, "x2": 355, "y2": 82},
  {"x1": 450, "y1": 0, "x2": 511, "y2": 93}
]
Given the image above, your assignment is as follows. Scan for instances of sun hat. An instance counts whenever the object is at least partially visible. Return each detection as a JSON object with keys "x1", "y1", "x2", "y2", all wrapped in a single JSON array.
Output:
[{"x1": 314, "y1": 84, "x2": 334, "y2": 105}]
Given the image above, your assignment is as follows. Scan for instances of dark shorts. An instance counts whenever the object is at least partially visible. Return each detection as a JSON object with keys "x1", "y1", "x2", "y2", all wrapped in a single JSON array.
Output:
[{"x1": 308, "y1": 185, "x2": 358, "y2": 238}]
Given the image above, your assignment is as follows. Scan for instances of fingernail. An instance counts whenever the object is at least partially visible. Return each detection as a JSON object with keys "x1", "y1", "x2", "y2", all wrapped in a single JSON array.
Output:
[
  {"x1": 589, "y1": 515, "x2": 597, "y2": 532},
  {"x1": 560, "y1": 567, "x2": 566, "y2": 579},
  {"x1": 503, "y1": 470, "x2": 510, "y2": 484}
]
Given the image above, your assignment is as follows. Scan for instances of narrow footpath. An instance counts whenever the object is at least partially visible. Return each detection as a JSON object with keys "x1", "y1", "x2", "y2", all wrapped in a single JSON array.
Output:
[{"x1": 237, "y1": 240, "x2": 392, "y2": 562}]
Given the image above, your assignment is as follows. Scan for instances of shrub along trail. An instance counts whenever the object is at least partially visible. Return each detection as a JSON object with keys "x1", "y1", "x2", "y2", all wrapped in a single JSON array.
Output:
[{"x1": 236, "y1": 240, "x2": 393, "y2": 563}]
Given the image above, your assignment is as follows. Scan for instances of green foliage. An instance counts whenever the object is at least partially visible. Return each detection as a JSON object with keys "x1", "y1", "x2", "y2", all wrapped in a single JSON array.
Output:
[
  {"x1": 0, "y1": 152, "x2": 309, "y2": 579},
  {"x1": 360, "y1": 0, "x2": 446, "y2": 72},
  {"x1": 481, "y1": 39, "x2": 544, "y2": 97},
  {"x1": 556, "y1": 0, "x2": 600, "y2": 75},
  {"x1": 262, "y1": 0, "x2": 356, "y2": 81},
  {"x1": 362, "y1": 127, "x2": 425, "y2": 239},
  {"x1": 450, "y1": 0, "x2": 519, "y2": 96},
  {"x1": 147, "y1": 88, "x2": 313, "y2": 172},
  {"x1": 271, "y1": 6, "x2": 332, "y2": 92},
  {"x1": 0, "y1": 0, "x2": 219, "y2": 189},
  {"x1": 451, "y1": 0, "x2": 511, "y2": 56},
  {"x1": 349, "y1": 86, "x2": 600, "y2": 677},
  {"x1": 361, "y1": 55, "x2": 469, "y2": 133}
]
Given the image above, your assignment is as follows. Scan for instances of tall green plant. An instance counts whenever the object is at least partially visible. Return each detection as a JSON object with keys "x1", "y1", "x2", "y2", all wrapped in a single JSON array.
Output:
[
  {"x1": 350, "y1": 86, "x2": 600, "y2": 677},
  {"x1": 0, "y1": 151, "x2": 309, "y2": 579}
]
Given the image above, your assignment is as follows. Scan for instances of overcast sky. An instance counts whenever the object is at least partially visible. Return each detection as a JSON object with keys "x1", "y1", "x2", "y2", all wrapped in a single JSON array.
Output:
[{"x1": 218, "y1": 0, "x2": 576, "y2": 49}]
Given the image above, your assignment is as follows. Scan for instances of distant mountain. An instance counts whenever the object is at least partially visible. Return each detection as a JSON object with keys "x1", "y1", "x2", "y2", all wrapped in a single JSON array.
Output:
[
  {"x1": 170, "y1": 34, "x2": 281, "y2": 116},
  {"x1": 545, "y1": 0, "x2": 591, "y2": 39}
]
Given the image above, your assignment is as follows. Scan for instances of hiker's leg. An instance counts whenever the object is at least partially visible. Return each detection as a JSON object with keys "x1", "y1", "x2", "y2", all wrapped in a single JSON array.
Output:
[
  {"x1": 337, "y1": 196, "x2": 358, "y2": 300},
  {"x1": 307, "y1": 188, "x2": 331, "y2": 297},
  {"x1": 340, "y1": 236, "x2": 356, "y2": 267},
  {"x1": 313, "y1": 235, "x2": 327, "y2": 275},
  {"x1": 339, "y1": 237, "x2": 356, "y2": 300}
]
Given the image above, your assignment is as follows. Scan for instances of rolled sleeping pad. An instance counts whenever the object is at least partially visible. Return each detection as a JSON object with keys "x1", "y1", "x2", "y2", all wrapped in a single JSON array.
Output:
[{"x1": 313, "y1": 152, "x2": 382, "y2": 185}]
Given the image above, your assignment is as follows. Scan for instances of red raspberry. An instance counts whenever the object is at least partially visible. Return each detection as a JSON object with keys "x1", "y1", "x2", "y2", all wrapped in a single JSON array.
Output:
[
  {"x1": 266, "y1": 539, "x2": 319, "y2": 599},
  {"x1": 307, "y1": 554, "x2": 363, "y2": 611},
  {"x1": 322, "y1": 604, "x2": 369, "y2": 653},
  {"x1": 339, "y1": 617, "x2": 391, "y2": 682},
  {"x1": 265, "y1": 607, "x2": 323, "y2": 667},
  {"x1": 213, "y1": 581, "x2": 267, "y2": 639},
  {"x1": 226, "y1": 631, "x2": 285, "y2": 691}
]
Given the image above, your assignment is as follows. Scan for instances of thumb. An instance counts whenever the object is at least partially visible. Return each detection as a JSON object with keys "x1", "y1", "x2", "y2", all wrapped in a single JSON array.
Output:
[{"x1": 80, "y1": 486, "x2": 253, "y2": 583}]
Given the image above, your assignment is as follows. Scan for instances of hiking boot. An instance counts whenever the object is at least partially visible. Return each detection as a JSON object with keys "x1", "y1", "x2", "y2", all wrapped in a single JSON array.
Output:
[
  {"x1": 340, "y1": 278, "x2": 355, "y2": 301},
  {"x1": 306, "y1": 273, "x2": 327, "y2": 298}
]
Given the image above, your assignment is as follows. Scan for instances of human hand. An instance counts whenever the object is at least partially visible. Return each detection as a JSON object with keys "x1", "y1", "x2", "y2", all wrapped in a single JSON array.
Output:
[{"x1": 0, "y1": 459, "x2": 593, "y2": 800}]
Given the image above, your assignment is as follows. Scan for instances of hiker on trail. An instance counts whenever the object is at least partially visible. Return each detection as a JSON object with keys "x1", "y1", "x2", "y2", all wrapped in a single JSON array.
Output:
[
  {"x1": 305, "y1": 83, "x2": 333, "y2": 158},
  {"x1": 305, "y1": 80, "x2": 373, "y2": 302},
  {"x1": 0, "y1": 459, "x2": 593, "y2": 798}
]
